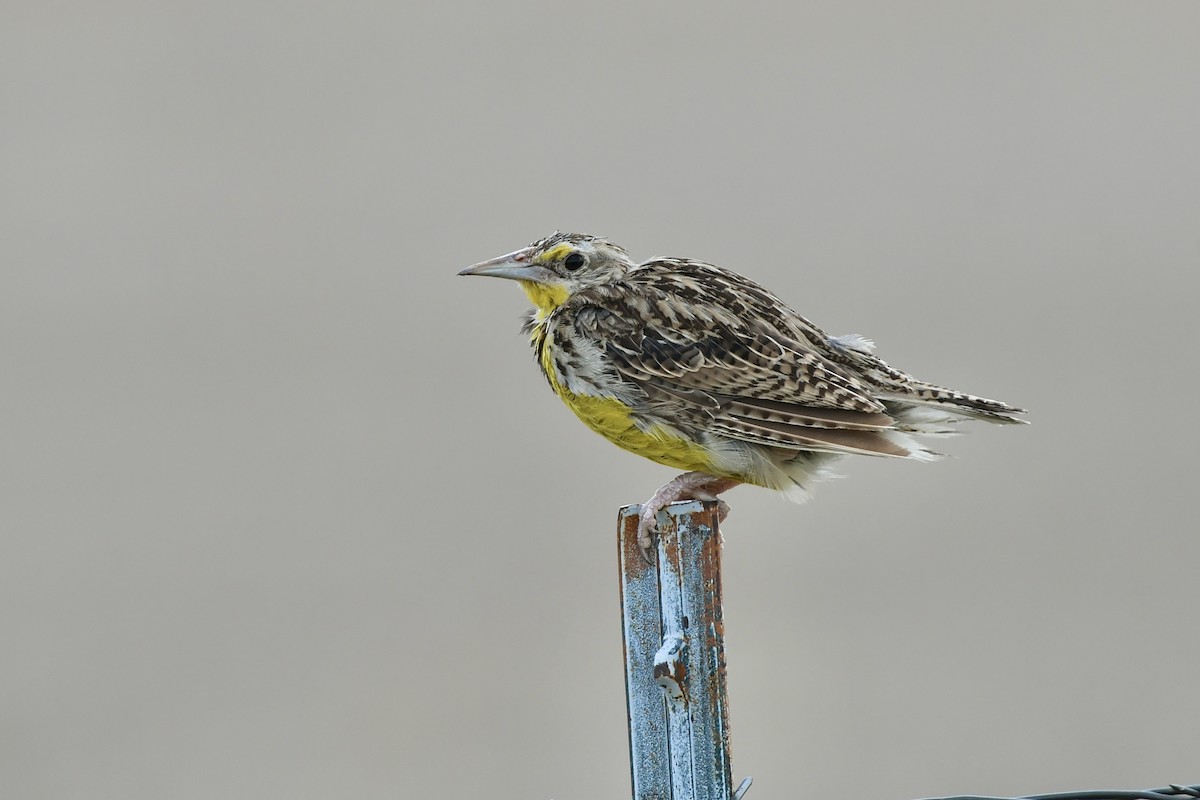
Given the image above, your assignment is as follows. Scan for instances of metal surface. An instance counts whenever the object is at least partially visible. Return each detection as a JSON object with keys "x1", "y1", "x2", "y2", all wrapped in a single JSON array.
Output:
[{"x1": 619, "y1": 501, "x2": 747, "y2": 800}]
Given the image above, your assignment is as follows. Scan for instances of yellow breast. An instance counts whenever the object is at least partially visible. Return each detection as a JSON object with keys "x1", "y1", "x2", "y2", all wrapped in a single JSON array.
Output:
[{"x1": 535, "y1": 326, "x2": 716, "y2": 474}]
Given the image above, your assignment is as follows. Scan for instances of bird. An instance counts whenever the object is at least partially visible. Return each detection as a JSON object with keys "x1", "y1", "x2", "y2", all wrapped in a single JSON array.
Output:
[{"x1": 459, "y1": 232, "x2": 1025, "y2": 557}]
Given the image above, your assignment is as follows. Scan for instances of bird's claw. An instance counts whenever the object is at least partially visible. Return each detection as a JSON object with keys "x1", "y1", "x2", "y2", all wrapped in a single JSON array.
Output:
[
  {"x1": 636, "y1": 495, "x2": 730, "y2": 564},
  {"x1": 634, "y1": 473, "x2": 742, "y2": 563},
  {"x1": 637, "y1": 507, "x2": 658, "y2": 563}
]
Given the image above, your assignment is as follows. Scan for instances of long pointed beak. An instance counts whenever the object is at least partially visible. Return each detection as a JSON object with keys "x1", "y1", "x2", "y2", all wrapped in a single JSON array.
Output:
[{"x1": 458, "y1": 246, "x2": 554, "y2": 283}]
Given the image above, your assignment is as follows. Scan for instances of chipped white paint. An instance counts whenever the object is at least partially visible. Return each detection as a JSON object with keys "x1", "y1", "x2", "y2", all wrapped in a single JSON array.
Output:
[{"x1": 653, "y1": 635, "x2": 687, "y2": 710}]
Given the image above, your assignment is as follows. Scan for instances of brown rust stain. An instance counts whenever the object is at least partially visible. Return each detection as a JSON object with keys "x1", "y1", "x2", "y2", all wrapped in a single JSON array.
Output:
[
  {"x1": 618, "y1": 505, "x2": 653, "y2": 579},
  {"x1": 698, "y1": 503, "x2": 727, "y2": 653}
]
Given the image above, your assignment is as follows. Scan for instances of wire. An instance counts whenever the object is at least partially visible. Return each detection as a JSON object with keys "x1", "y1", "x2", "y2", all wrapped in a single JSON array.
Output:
[{"x1": 920, "y1": 784, "x2": 1200, "y2": 800}]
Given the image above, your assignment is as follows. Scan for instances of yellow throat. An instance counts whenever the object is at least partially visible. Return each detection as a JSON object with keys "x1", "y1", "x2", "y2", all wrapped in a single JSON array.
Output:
[{"x1": 519, "y1": 280, "x2": 569, "y2": 313}]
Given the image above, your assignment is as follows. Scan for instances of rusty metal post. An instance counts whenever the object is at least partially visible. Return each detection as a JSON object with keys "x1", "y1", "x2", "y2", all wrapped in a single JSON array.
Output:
[{"x1": 618, "y1": 500, "x2": 752, "y2": 800}]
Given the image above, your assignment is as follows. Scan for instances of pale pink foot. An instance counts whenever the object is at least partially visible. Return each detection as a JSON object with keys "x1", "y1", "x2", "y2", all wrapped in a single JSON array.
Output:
[{"x1": 637, "y1": 472, "x2": 741, "y2": 561}]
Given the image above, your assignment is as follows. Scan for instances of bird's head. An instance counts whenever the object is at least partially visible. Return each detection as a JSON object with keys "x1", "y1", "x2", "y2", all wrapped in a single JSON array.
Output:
[{"x1": 458, "y1": 232, "x2": 634, "y2": 312}]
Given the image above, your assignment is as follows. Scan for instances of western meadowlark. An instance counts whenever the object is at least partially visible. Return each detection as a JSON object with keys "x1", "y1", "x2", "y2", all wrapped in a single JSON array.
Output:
[{"x1": 459, "y1": 232, "x2": 1025, "y2": 556}]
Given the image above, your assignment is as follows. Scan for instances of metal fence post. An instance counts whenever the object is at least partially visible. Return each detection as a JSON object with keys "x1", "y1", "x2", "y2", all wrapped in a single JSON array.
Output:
[{"x1": 618, "y1": 500, "x2": 752, "y2": 800}]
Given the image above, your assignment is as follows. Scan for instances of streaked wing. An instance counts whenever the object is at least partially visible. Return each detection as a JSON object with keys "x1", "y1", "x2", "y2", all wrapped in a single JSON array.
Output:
[
  {"x1": 568, "y1": 268, "x2": 920, "y2": 458},
  {"x1": 607, "y1": 325, "x2": 882, "y2": 411}
]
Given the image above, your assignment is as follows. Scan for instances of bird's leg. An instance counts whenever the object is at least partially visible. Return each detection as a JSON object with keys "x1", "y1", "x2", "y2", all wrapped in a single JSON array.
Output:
[{"x1": 637, "y1": 472, "x2": 742, "y2": 560}]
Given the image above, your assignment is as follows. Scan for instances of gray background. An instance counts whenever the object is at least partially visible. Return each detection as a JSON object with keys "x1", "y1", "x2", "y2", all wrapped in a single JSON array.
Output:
[{"x1": 3, "y1": 2, "x2": 1197, "y2": 799}]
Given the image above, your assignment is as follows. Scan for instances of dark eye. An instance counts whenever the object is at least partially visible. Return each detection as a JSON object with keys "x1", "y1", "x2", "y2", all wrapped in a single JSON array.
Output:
[{"x1": 564, "y1": 252, "x2": 585, "y2": 271}]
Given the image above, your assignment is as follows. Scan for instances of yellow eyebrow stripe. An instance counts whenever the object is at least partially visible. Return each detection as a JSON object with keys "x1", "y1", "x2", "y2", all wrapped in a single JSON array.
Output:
[{"x1": 532, "y1": 243, "x2": 573, "y2": 264}]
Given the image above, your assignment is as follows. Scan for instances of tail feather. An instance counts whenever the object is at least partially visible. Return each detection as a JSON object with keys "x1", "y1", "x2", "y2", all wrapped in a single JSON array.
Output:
[{"x1": 880, "y1": 386, "x2": 1027, "y2": 426}]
